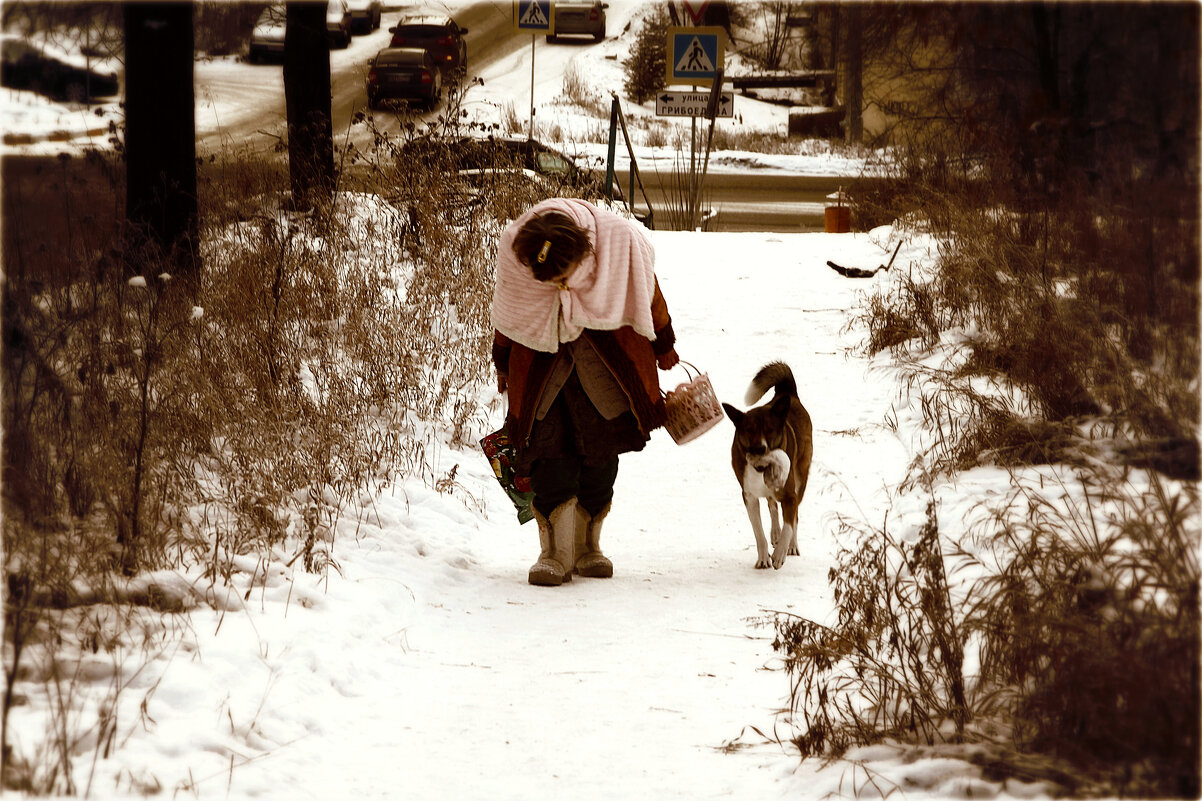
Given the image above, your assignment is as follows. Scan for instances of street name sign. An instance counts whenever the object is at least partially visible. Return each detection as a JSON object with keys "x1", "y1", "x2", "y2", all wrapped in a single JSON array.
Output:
[
  {"x1": 656, "y1": 90, "x2": 734, "y2": 118},
  {"x1": 665, "y1": 26, "x2": 724, "y2": 87}
]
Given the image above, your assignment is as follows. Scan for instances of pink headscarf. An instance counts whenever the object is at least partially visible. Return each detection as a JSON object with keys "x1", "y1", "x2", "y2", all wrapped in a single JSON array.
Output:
[{"x1": 491, "y1": 198, "x2": 657, "y2": 354}]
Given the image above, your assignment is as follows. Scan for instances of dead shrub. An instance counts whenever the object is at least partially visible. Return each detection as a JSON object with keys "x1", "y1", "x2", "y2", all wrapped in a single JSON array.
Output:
[
  {"x1": 963, "y1": 467, "x2": 1200, "y2": 798},
  {"x1": 772, "y1": 501, "x2": 968, "y2": 757},
  {"x1": 773, "y1": 466, "x2": 1200, "y2": 798},
  {"x1": 4, "y1": 87, "x2": 604, "y2": 780}
]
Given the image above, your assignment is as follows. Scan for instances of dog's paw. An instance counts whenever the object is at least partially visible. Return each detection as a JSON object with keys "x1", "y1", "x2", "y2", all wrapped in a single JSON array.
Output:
[
  {"x1": 789, "y1": 544, "x2": 800, "y2": 556},
  {"x1": 755, "y1": 555, "x2": 772, "y2": 569}
]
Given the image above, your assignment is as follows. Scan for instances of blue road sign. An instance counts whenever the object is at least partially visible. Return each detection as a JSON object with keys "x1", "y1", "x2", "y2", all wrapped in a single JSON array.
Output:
[
  {"x1": 666, "y1": 26, "x2": 724, "y2": 87},
  {"x1": 515, "y1": 0, "x2": 554, "y2": 34}
]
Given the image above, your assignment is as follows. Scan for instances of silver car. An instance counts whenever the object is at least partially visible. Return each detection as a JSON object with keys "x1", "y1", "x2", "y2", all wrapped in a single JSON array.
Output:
[
  {"x1": 249, "y1": 2, "x2": 350, "y2": 62},
  {"x1": 550, "y1": 1, "x2": 607, "y2": 42},
  {"x1": 248, "y1": 5, "x2": 286, "y2": 63}
]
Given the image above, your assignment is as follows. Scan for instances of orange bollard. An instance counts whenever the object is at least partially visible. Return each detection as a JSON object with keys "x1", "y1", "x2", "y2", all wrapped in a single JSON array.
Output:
[{"x1": 824, "y1": 189, "x2": 851, "y2": 233}]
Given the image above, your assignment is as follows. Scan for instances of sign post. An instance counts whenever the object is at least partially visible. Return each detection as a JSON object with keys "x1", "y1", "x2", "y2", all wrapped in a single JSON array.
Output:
[
  {"x1": 514, "y1": 1, "x2": 554, "y2": 139},
  {"x1": 664, "y1": 27, "x2": 726, "y2": 228}
]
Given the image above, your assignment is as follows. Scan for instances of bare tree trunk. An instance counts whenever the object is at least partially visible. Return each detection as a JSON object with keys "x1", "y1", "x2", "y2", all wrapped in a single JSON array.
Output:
[
  {"x1": 123, "y1": 2, "x2": 198, "y2": 290},
  {"x1": 842, "y1": 3, "x2": 863, "y2": 144},
  {"x1": 284, "y1": 1, "x2": 334, "y2": 211}
]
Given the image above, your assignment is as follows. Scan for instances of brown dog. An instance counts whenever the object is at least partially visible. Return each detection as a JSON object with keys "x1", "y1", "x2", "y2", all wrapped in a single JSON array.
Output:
[{"x1": 721, "y1": 362, "x2": 813, "y2": 569}]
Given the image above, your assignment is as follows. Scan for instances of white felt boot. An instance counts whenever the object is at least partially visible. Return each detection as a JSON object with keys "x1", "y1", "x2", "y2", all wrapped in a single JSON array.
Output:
[
  {"x1": 528, "y1": 499, "x2": 578, "y2": 586},
  {"x1": 575, "y1": 503, "x2": 614, "y2": 578}
]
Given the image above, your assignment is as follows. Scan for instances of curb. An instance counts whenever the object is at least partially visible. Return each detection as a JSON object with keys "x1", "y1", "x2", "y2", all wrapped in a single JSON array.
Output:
[{"x1": 4, "y1": 126, "x2": 109, "y2": 146}]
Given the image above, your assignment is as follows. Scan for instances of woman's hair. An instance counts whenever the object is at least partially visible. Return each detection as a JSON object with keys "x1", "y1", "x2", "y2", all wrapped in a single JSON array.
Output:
[{"x1": 511, "y1": 211, "x2": 593, "y2": 283}]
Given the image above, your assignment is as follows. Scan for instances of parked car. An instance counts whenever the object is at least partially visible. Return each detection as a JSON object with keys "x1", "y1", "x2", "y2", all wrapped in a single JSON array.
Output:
[
  {"x1": 387, "y1": 15, "x2": 468, "y2": 73},
  {"x1": 326, "y1": 0, "x2": 352, "y2": 48},
  {"x1": 366, "y1": 47, "x2": 441, "y2": 110},
  {"x1": 550, "y1": 1, "x2": 607, "y2": 42},
  {"x1": 347, "y1": 0, "x2": 382, "y2": 34},
  {"x1": 248, "y1": 5, "x2": 286, "y2": 62},
  {"x1": 249, "y1": 3, "x2": 350, "y2": 62},
  {"x1": 393, "y1": 136, "x2": 644, "y2": 238},
  {"x1": 1, "y1": 34, "x2": 119, "y2": 102},
  {"x1": 398, "y1": 135, "x2": 599, "y2": 192}
]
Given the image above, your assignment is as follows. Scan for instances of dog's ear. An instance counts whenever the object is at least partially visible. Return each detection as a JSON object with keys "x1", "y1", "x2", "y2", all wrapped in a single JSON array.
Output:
[{"x1": 721, "y1": 402, "x2": 743, "y2": 425}]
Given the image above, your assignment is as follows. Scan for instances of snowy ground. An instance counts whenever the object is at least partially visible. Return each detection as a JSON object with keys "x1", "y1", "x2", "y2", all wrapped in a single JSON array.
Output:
[
  {"x1": 4, "y1": 221, "x2": 1064, "y2": 800},
  {"x1": 3, "y1": 7, "x2": 1082, "y2": 800}
]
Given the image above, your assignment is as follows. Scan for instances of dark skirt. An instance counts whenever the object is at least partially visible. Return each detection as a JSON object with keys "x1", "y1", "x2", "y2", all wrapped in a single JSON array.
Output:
[{"x1": 515, "y1": 370, "x2": 646, "y2": 474}]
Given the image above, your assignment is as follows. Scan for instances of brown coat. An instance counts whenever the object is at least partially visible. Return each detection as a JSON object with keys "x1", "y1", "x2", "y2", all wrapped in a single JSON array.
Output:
[{"x1": 493, "y1": 278, "x2": 676, "y2": 448}]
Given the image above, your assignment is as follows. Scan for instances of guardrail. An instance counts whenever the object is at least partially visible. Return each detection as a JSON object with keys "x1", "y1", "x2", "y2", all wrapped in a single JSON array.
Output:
[{"x1": 730, "y1": 71, "x2": 836, "y2": 90}]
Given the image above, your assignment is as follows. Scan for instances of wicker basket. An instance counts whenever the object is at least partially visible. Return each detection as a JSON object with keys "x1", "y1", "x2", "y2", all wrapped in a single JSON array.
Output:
[{"x1": 663, "y1": 361, "x2": 724, "y2": 445}]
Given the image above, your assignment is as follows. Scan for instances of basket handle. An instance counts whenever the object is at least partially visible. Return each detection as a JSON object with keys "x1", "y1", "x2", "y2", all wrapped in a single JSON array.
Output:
[
  {"x1": 660, "y1": 359, "x2": 705, "y2": 399},
  {"x1": 671, "y1": 359, "x2": 703, "y2": 381}
]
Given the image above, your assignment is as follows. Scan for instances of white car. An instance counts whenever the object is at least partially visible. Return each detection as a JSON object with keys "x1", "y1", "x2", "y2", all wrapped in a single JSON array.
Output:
[
  {"x1": 549, "y1": 1, "x2": 607, "y2": 42},
  {"x1": 248, "y1": 2, "x2": 350, "y2": 63},
  {"x1": 247, "y1": 5, "x2": 286, "y2": 63},
  {"x1": 327, "y1": 0, "x2": 352, "y2": 48}
]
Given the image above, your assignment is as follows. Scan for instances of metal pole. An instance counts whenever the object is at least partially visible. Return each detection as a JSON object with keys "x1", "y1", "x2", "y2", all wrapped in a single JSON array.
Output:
[
  {"x1": 529, "y1": 34, "x2": 535, "y2": 140},
  {"x1": 690, "y1": 88, "x2": 699, "y2": 228},
  {"x1": 605, "y1": 96, "x2": 618, "y2": 199}
]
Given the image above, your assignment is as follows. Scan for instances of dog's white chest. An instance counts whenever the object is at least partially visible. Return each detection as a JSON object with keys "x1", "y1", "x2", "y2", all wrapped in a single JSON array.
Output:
[{"x1": 741, "y1": 463, "x2": 778, "y2": 499}]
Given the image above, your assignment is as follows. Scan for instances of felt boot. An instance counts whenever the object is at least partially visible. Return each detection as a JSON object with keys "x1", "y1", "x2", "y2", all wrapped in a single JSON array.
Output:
[
  {"x1": 528, "y1": 499, "x2": 577, "y2": 586},
  {"x1": 574, "y1": 503, "x2": 614, "y2": 578}
]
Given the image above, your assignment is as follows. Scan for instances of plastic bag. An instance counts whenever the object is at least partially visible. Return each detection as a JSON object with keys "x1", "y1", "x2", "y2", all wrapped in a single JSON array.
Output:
[{"x1": 479, "y1": 426, "x2": 534, "y2": 525}]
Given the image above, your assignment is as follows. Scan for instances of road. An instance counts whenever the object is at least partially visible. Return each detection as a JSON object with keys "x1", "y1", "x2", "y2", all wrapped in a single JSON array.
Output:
[
  {"x1": 195, "y1": 3, "x2": 521, "y2": 156},
  {"x1": 190, "y1": 3, "x2": 848, "y2": 233}
]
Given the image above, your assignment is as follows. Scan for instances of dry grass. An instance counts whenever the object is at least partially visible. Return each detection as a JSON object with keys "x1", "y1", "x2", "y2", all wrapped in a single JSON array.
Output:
[
  {"x1": 0, "y1": 79, "x2": 623, "y2": 787},
  {"x1": 772, "y1": 467, "x2": 1200, "y2": 798},
  {"x1": 785, "y1": 19, "x2": 1199, "y2": 789}
]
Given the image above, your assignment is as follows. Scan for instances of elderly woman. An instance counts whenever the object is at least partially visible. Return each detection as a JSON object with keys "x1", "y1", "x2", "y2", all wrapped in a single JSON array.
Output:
[{"x1": 492, "y1": 198, "x2": 680, "y2": 586}]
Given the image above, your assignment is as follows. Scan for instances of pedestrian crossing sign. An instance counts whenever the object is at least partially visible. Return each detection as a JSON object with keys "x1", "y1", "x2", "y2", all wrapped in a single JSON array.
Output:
[
  {"x1": 514, "y1": 0, "x2": 554, "y2": 34},
  {"x1": 666, "y1": 26, "x2": 724, "y2": 87}
]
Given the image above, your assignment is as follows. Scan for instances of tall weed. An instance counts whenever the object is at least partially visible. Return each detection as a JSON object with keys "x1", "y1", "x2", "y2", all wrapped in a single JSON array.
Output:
[
  {"x1": 773, "y1": 466, "x2": 1200, "y2": 797},
  {"x1": 850, "y1": 139, "x2": 1198, "y2": 474},
  {"x1": 773, "y1": 501, "x2": 968, "y2": 758},
  {"x1": 961, "y1": 467, "x2": 1200, "y2": 797},
  {"x1": 2, "y1": 96, "x2": 545, "y2": 783}
]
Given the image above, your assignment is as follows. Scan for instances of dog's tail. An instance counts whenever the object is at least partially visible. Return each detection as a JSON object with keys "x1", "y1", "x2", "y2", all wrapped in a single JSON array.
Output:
[{"x1": 745, "y1": 361, "x2": 797, "y2": 406}]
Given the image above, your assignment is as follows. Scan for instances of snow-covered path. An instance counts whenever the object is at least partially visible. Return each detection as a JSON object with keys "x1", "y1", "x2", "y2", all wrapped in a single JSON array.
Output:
[{"x1": 19, "y1": 230, "x2": 931, "y2": 800}]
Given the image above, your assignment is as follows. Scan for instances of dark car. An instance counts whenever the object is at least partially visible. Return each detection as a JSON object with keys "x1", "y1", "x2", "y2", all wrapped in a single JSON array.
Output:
[
  {"x1": 347, "y1": 0, "x2": 382, "y2": 34},
  {"x1": 550, "y1": 1, "x2": 607, "y2": 42},
  {"x1": 472, "y1": 137, "x2": 591, "y2": 186},
  {"x1": 398, "y1": 135, "x2": 600, "y2": 193},
  {"x1": 366, "y1": 47, "x2": 442, "y2": 110},
  {"x1": 387, "y1": 15, "x2": 468, "y2": 73},
  {"x1": 0, "y1": 35, "x2": 119, "y2": 102}
]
